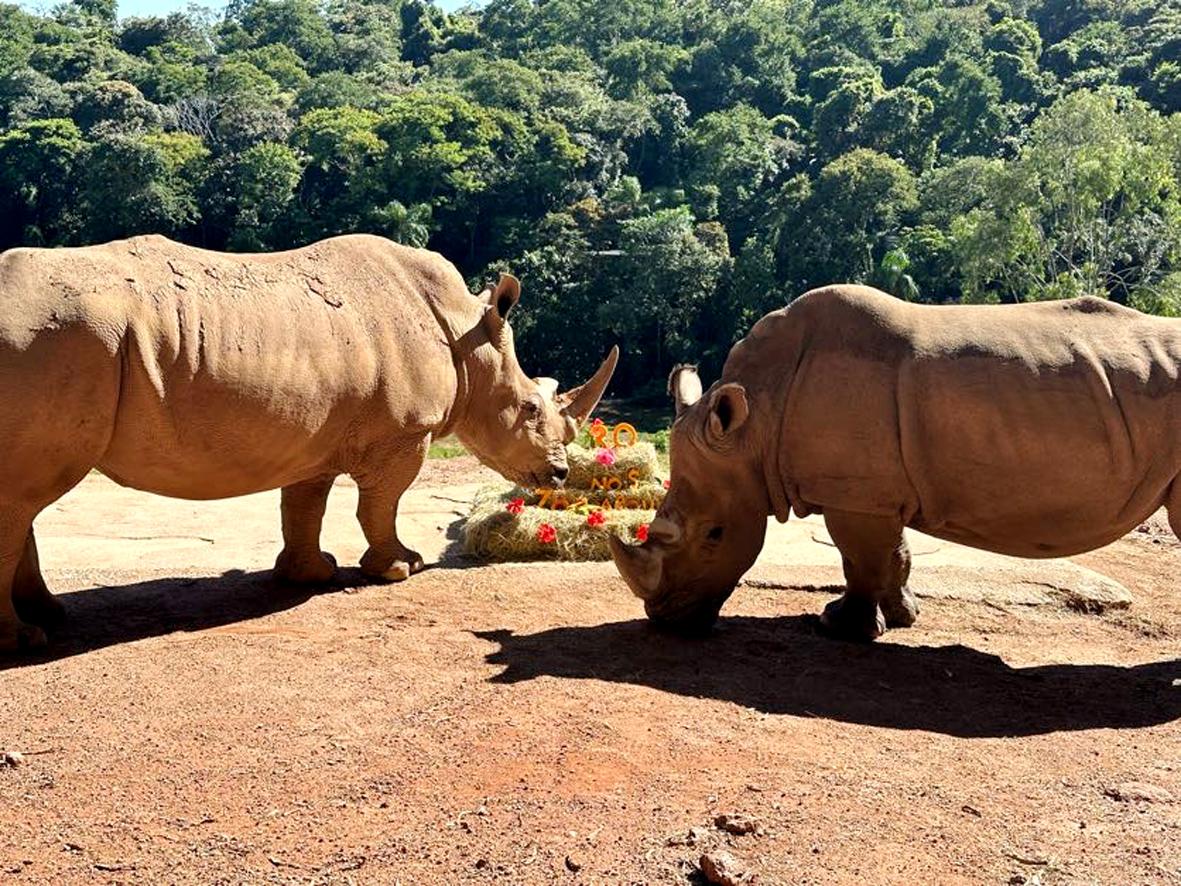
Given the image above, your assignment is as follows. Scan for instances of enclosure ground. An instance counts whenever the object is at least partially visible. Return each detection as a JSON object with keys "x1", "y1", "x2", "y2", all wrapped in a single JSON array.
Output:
[{"x1": 1, "y1": 458, "x2": 1178, "y2": 885}]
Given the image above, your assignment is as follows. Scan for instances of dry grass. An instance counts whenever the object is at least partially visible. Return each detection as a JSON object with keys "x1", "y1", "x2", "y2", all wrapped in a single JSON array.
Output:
[{"x1": 461, "y1": 442, "x2": 665, "y2": 562}]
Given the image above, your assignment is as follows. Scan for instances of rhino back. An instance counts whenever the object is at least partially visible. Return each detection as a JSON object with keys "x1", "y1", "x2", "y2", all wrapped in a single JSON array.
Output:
[{"x1": 3, "y1": 235, "x2": 463, "y2": 499}]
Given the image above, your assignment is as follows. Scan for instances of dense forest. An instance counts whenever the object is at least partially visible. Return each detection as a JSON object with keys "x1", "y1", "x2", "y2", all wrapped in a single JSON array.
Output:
[{"x1": 1, "y1": 0, "x2": 1180, "y2": 390}]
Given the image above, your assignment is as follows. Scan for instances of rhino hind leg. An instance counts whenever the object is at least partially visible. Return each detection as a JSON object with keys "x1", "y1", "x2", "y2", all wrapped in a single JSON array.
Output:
[
  {"x1": 1168, "y1": 480, "x2": 1181, "y2": 542},
  {"x1": 274, "y1": 475, "x2": 338, "y2": 584},
  {"x1": 0, "y1": 511, "x2": 48, "y2": 653},
  {"x1": 355, "y1": 438, "x2": 429, "y2": 582},
  {"x1": 12, "y1": 528, "x2": 66, "y2": 629},
  {"x1": 819, "y1": 510, "x2": 915, "y2": 642}
]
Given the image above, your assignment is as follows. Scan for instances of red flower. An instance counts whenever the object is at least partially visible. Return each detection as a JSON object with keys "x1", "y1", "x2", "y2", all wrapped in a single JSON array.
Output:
[
  {"x1": 537, "y1": 523, "x2": 557, "y2": 544},
  {"x1": 635, "y1": 523, "x2": 649, "y2": 542},
  {"x1": 662, "y1": 479, "x2": 671, "y2": 490},
  {"x1": 506, "y1": 497, "x2": 525, "y2": 515},
  {"x1": 586, "y1": 510, "x2": 606, "y2": 527}
]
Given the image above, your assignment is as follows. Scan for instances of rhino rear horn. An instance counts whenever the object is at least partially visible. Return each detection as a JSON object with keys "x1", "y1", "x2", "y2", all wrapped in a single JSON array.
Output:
[{"x1": 559, "y1": 345, "x2": 619, "y2": 427}]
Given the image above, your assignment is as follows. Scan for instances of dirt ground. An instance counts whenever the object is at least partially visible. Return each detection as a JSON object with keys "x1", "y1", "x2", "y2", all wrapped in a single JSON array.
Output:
[{"x1": 1, "y1": 457, "x2": 1179, "y2": 885}]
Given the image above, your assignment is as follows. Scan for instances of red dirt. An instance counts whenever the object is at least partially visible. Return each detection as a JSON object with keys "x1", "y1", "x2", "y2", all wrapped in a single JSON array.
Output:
[{"x1": 1, "y1": 460, "x2": 1178, "y2": 884}]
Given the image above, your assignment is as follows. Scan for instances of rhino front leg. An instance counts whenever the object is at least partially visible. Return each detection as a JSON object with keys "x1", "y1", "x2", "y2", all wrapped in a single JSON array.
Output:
[
  {"x1": 12, "y1": 528, "x2": 66, "y2": 629},
  {"x1": 819, "y1": 509, "x2": 916, "y2": 642},
  {"x1": 274, "y1": 475, "x2": 338, "y2": 583},
  {"x1": 355, "y1": 438, "x2": 429, "y2": 582}
]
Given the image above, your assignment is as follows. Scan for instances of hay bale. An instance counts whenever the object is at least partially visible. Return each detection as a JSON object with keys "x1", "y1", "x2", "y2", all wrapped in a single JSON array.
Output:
[
  {"x1": 566, "y1": 441, "x2": 659, "y2": 489},
  {"x1": 462, "y1": 484, "x2": 657, "y2": 562}
]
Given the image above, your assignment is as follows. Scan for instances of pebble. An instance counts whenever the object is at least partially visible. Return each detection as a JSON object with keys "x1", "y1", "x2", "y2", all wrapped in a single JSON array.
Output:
[
  {"x1": 699, "y1": 850, "x2": 748, "y2": 886},
  {"x1": 714, "y1": 813, "x2": 760, "y2": 836},
  {"x1": 1105, "y1": 782, "x2": 1174, "y2": 804},
  {"x1": 565, "y1": 854, "x2": 582, "y2": 873},
  {"x1": 1, "y1": 752, "x2": 23, "y2": 768}
]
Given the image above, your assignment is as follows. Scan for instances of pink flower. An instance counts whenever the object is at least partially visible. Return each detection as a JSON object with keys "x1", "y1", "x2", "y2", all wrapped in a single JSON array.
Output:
[
  {"x1": 662, "y1": 479, "x2": 671, "y2": 490},
  {"x1": 635, "y1": 523, "x2": 649, "y2": 542},
  {"x1": 591, "y1": 417, "x2": 604, "y2": 427},
  {"x1": 595, "y1": 448, "x2": 617, "y2": 466},
  {"x1": 537, "y1": 523, "x2": 557, "y2": 544},
  {"x1": 506, "y1": 498, "x2": 525, "y2": 515},
  {"x1": 586, "y1": 510, "x2": 605, "y2": 527}
]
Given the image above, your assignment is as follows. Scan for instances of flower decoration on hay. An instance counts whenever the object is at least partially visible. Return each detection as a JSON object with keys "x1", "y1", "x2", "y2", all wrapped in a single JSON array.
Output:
[{"x1": 462, "y1": 416, "x2": 663, "y2": 562}]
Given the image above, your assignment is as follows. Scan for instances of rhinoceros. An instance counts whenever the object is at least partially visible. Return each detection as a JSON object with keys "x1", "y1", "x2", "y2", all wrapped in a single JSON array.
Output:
[
  {"x1": 0, "y1": 233, "x2": 617, "y2": 652},
  {"x1": 610, "y1": 284, "x2": 1181, "y2": 640}
]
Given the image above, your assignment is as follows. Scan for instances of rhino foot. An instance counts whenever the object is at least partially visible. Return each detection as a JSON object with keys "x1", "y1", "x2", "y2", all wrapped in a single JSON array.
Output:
[
  {"x1": 880, "y1": 585, "x2": 920, "y2": 629},
  {"x1": 360, "y1": 548, "x2": 425, "y2": 583},
  {"x1": 273, "y1": 550, "x2": 338, "y2": 584},
  {"x1": 819, "y1": 593, "x2": 886, "y2": 642},
  {"x1": 0, "y1": 620, "x2": 48, "y2": 655}
]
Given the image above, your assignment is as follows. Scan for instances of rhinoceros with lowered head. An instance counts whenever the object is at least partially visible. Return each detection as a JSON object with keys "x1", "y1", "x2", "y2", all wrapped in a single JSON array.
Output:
[
  {"x1": 611, "y1": 284, "x2": 1181, "y2": 641},
  {"x1": 0, "y1": 233, "x2": 617, "y2": 652}
]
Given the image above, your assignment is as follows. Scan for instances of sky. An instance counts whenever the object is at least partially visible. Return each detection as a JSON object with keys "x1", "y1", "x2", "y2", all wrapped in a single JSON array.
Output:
[{"x1": 21, "y1": 0, "x2": 473, "y2": 19}]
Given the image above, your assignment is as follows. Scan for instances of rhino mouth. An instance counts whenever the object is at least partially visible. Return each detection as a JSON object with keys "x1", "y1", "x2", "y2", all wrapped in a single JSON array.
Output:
[{"x1": 643, "y1": 595, "x2": 728, "y2": 636}]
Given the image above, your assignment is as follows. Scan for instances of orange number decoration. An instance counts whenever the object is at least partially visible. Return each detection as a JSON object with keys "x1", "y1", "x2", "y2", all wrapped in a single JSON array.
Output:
[
  {"x1": 612, "y1": 422, "x2": 637, "y2": 448},
  {"x1": 590, "y1": 421, "x2": 638, "y2": 450}
]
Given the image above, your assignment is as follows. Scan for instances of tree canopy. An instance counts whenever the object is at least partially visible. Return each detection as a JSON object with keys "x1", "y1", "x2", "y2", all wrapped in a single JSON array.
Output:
[{"x1": 2, "y1": 0, "x2": 1181, "y2": 391}]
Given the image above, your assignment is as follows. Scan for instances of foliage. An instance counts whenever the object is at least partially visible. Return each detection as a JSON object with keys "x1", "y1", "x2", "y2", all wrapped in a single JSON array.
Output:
[{"x1": 1, "y1": 0, "x2": 1181, "y2": 393}]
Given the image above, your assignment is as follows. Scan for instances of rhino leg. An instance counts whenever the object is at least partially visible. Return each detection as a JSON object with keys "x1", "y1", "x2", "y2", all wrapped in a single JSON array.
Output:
[
  {"x1": 12, "y1": 528, "x2": 66, "y2": 629},
  {"x1": 273, "y1": 475, "x2": 338, "y2": 584},
  {"x1": 0, "y1": 512, "x2": 48, "y2": 653},
  {"x1": 355, "y1": 438, "x2": 429, "y2": 582},
  {"x1": 819, "y1": 510, "x2": 915, "y2": 641},
  {"x1": 1168, "y1": 480, "x2": 1181, "y2": 542}
]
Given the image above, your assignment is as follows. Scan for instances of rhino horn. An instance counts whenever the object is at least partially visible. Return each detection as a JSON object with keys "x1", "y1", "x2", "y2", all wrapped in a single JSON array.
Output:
[
  {"x1": 559, "y1": 345, "x2": 619, "y2": 426},
  {"x1": 647, "y1": 516, "x2": 682, "y2": 545},
  {"x1": 608, "y1": 534, "x2": 662, "y2": 600}
]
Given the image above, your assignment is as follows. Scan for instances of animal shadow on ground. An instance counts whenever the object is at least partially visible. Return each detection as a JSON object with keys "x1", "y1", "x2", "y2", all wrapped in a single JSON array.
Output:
[
  {"x1": 0, "y1": 567, "x2": 379, "y2": 670},
  {"x1": 476, "y1": 616, "x2": 1181, "y2": 738}
]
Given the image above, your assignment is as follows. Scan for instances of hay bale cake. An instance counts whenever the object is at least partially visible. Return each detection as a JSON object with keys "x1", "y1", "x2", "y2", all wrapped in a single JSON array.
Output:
[{"x1": 462, "y1": 432, "x2": 667, "y2": 562}]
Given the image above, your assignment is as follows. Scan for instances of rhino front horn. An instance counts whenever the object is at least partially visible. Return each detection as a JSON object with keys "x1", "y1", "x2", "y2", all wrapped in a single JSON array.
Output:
[
  {"x1": 560, "y1": 345, "x2": 619, "y2": 427},
  {"x1": 608, "y1": 534, "x2": 662, "y2": 600}
]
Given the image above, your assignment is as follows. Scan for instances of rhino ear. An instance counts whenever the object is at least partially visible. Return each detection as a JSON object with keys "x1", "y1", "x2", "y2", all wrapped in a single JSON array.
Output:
[
  {"x1": 705, "y1": 383, "x2": 749, "y2": 448},
  {"x1": 483, "y1": 273, "x2": 520, "y2": 322}
]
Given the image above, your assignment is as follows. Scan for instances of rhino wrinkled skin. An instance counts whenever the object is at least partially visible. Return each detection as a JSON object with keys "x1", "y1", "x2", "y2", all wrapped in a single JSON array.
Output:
[
  {"x1": 612, "y1": 285, "x2": 1181, "y2": 641},
  {"x1": 0, "y1": 234, "x2": 617, "y2": 652}
]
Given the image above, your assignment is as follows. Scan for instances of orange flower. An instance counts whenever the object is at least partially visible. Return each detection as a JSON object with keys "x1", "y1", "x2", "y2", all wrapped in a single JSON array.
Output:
[
  {"x1": 635, "y1": 523, "x2": 649, "y2": 542},
  {"x1": 586, "y1": 510, "x2": 605, "y2": 527},
  {"x1": 537, "y1": 523, "x2": 557, "y2": 543},
  {"x1": 506, "y1": 497, "x2": 525, "y2": 515}
]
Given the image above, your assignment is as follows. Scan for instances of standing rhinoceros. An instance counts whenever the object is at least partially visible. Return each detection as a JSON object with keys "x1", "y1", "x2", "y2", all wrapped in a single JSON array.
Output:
[
  {"x1": 0, "y1": 234, "x2": 617, "y2": 652},
  {"x1": 610, "y1": 284, "x2": 1181, "y2": 641}
]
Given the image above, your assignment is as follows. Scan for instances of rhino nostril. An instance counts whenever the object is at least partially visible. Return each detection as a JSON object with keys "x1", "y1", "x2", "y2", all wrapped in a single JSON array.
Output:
[{"x1": 553, "y1": 466, "x2": 569, "y2": 482}]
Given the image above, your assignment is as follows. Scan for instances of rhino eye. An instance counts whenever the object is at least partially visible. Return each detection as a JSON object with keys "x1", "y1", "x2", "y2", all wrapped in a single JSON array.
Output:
[
  {"x1": 706, "y1": 526, "x2": 724, "y2": 542},
  {"x1": 522, "y1": 398, "x2": 541, "y2": 419}
]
